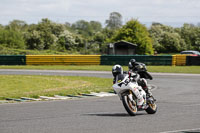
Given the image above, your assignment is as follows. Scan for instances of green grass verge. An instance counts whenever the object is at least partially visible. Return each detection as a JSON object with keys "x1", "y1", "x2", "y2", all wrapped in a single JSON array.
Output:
[
  {"x1": 0, "y1": 65, "x2": 200, "y2": 74},
  {"x1": 0, "y1": 65, "x2": 113, "y2": 71},
  {"x1": 147, "y1": 66, "x2": 200, "y2": 74},
  {"x1": 0, "y1": 75, "x2": 112, "y2": 100}
]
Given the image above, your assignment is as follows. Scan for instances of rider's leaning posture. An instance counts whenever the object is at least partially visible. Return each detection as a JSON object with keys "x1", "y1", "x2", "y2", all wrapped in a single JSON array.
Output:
[
  {"x1": 112, "y1": 64, "x2": 125, "y2": 84},
  {"x1": 112, "y1": 64, "x2": 147, "y2": 109},
  {"x1": 128, "y1": 59, "x2": 153, "y2": 97}
]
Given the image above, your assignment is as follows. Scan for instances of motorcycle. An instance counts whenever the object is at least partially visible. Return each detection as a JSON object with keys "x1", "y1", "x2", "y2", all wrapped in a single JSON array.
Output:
[{"x1": 112, "y1": 73, "x2": 157, "y2": 116}]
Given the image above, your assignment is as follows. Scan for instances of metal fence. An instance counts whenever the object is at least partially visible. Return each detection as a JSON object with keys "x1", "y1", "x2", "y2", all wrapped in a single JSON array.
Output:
[
  {"x1": 26, "y1": 55, "x2": 101, "y2": 65},
  {"x1": 186, "y1": 56, "x2": 200, "y2": 65},
  {"x1": 172, "y1": 55, "x2": 187, "y2": 66},
  {"x1": 0, "y1": 55, "x2": 26, "y2": 65},
  {"x1": 0, "y1": 55, "x2": 199, "y2": 66},
  {"x1": 100, "y1": 55, "x2": 172, "y2": 65}
]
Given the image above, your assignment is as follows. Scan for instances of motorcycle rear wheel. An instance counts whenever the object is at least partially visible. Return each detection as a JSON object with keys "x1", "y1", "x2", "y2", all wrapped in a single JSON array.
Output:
[{"x1": 122, "y1": 94, "x2": 137, "y2": 116}]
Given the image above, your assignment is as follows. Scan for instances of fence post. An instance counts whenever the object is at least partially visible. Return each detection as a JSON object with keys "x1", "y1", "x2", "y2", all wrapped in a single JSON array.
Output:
[{"x1": 172, "y1": 55, "x2": 176, "y2": 66}]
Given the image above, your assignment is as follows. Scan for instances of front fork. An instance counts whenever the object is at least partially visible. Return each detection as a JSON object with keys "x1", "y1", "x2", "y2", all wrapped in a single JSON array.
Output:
[
  {"x1": 128, "y1": 90, "x2": 137, "y2": 107},
  {"x1": 130, "y1": 89, "x2": 147, "y2": 109},
  {"x1": 128, "y1": 90, "x2": 134, "y2": 101}
]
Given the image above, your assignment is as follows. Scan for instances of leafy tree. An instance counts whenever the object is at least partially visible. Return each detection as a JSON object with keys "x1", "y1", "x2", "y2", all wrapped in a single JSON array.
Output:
[
  {"x1": 151, "y1": 22, "x2": 174, "y2": 33},
  {"x1": 65, "y1": 22, "x2": 71, "y2": 27},
  {"x1": 0, "y1": 29, "x2": 25, "y2": 49},
  {"x1": 112, "y1": 19, "x2": 153, "y2": 55},
  {"x1": 99, "y1": 28, "x2": 117, "y2": 54},
  {"x1": 71, "y1": 20, "x2": 103, "y2": 53},
  {"x1": 57, "y1": 30, "x2": 78, "y2": 50},
  {"x1": 102, "y1": 28, "x2": 116, "y2": 40},
  {"x1": 6, "y1": 20, "x2": 28, "y2": 32},
  {"x1": 148, "y1": 24, "x2": 164, "y2": 52},
  {"x1": 149, "y1": 23, "x2": 187, "y2": 53},
  {"x1": 25, "y1": 30, "x2": 44, "y2": 50},
  {"x1": 71, "y1": 20, "x2": 93, "y2": 37},
  {"x1": 25, "y1": 18, "x2": 62, "y2": 50},
  {"x1": 90, "y1": 21, "x2": 102, "y2": 32},
  {"x1": 92, "y1": 32, "x2": 106, "y2": 53},
  {"x1": 160, "y1": 32, "x2": 186, "y2": 52},
  {"x1": 2, "y1": 17, "x2": 200, "y2": 55},
  {"x1": 177, "y1": 23, "x2": 200, "y2": 51},
  {"x1": 71, "y1": 20, "x2": 102, "y2": 37},
  {"x1": 74, "y1": 35, "x2": 86, "y2": 49},
  {"x1": 64, "y1": 22, "x2": 72, "y2": 31},
  {"x1": 192, "y1": 26, "x2": 200, "y2": 51},
  {"x1": 37, "y1": 19, "x2": 59, "y2": 49},
  {"x1": 105, "y1": 12, "x2": 123, "y2": 30}
]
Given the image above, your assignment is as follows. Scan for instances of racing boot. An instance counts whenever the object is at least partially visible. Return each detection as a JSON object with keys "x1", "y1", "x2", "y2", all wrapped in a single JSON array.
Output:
[
  {"x1": 143, "y1": 86, "x2": 156, "y2": 101},
  {"x1": 138, "y1": 78, "x2": 151, "y2": 96},
  {"x1": 142, "y1": 86, "x2": 152, "y2": 97},
  {"x1": 138, "y1": 78, "x2": 155, "y2": 100}
]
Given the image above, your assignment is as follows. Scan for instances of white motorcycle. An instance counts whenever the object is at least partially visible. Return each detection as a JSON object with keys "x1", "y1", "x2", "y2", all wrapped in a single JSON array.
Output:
[{"x1": 113, "y1": 73, "x2": 157, "y2": 116}]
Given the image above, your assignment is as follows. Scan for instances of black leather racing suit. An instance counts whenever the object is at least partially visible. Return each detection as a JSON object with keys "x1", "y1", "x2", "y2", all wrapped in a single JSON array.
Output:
[{"x1": 128, "y1": 62, "x2": 153, "y2": 97}]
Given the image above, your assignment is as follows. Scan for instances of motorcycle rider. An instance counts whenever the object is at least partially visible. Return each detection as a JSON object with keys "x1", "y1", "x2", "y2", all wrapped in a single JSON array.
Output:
[
  {"x1": 112, "y1": 64, "x2": 147, "y2": 109},
  {"x1": 112, "y1": 64, "x2": 140, "y2": 89},
  {"x1": 112, "y1": 64, "x2": 157, "y2": 113},
  {"x1": 112, "y1": 64, "x2": 125, "y2": 84},
  {"x1": 128, "y1": 59, "x2": 153, "y2": 97}
]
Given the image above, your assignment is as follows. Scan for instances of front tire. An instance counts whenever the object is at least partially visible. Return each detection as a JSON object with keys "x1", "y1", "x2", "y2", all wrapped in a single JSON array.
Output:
[
  {"x1": 122, "y1": 94, "x2": 137, "y2": 116},
  {"x1": 145, "y1": 97, "x2": 157, "y2": 114}
]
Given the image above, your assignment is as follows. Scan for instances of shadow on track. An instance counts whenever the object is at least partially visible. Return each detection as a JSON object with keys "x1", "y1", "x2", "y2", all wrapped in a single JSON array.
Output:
[{"x1": 84, "y1": 112, "x2": 146, "y2": 117}]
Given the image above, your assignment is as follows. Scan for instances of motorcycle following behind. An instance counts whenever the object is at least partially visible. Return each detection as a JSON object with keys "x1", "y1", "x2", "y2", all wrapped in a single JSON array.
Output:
[{"x1": 112, "y1": 69, "x2": 157, "y2": 116}]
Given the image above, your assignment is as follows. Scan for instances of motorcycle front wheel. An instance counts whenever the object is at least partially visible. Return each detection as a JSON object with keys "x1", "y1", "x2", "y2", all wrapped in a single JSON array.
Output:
[
  {"x1": 122, "y1": 93, "x2": 137, "y2": 116},
  {"x1": 145, "y1": 97, "x2": 157, "y2": 114}
]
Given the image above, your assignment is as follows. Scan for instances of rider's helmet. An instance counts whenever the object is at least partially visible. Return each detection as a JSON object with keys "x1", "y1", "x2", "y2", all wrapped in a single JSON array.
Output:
[
  {"x1": 112, "y1": 65, "x2": 123, "y2": 77},
  {"x1": 128, "y1": 59, "x2": 136, "y2": 69}
]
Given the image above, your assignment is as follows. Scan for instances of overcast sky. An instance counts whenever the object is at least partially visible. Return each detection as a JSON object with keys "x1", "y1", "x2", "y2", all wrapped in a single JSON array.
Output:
[{"x1": 0, "y1": 0, "x2": 200, "y2": 27}]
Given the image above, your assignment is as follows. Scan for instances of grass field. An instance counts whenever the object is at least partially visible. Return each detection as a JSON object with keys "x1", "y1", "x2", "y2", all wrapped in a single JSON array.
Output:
[
  {"x1": 0, "y1": 75, "x2": 112, "y2": 100},
  {"x1": 0, "y1": 65, "x2": 200, "y2": 74},
  {"x1": 0, "y1": 65, "x2": 200, "y2": 100}
]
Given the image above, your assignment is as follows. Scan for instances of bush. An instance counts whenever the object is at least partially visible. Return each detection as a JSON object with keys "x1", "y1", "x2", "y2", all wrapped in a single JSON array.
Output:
[{"x1": 0, "y1": 29, "x2": 25, "y2": 49}]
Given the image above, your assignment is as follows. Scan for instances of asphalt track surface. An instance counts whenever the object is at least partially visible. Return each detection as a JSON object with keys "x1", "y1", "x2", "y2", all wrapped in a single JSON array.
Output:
[{"x1": 0, "y1": 69, "x2": 200, "y2": 133}]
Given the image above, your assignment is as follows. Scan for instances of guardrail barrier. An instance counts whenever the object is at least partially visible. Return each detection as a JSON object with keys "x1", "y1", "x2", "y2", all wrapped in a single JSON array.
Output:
[
  {"x1": 100, "y1": 55, "x2": 172, "y2": 65},
  {"x1": 186, "y1": 56, "x2": 200, "y2": 65},
  {"x1": 0, "y1": 55, "x2": 26, "y2": 65},
  {"x1": 26, "y1": 55, "x2": 101, "y2": 65},
  {"x1": 172, "y1": 55, "x2": 187, "y2": 66},
  {"x1": 0, "y1": 55, "x2": 199, "y2": 66}
]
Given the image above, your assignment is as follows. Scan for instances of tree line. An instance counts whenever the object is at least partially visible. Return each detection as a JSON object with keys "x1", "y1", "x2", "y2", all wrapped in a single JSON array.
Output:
[{"x1": 0, "y1": 12, "x2": 200, "y2": 55}]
